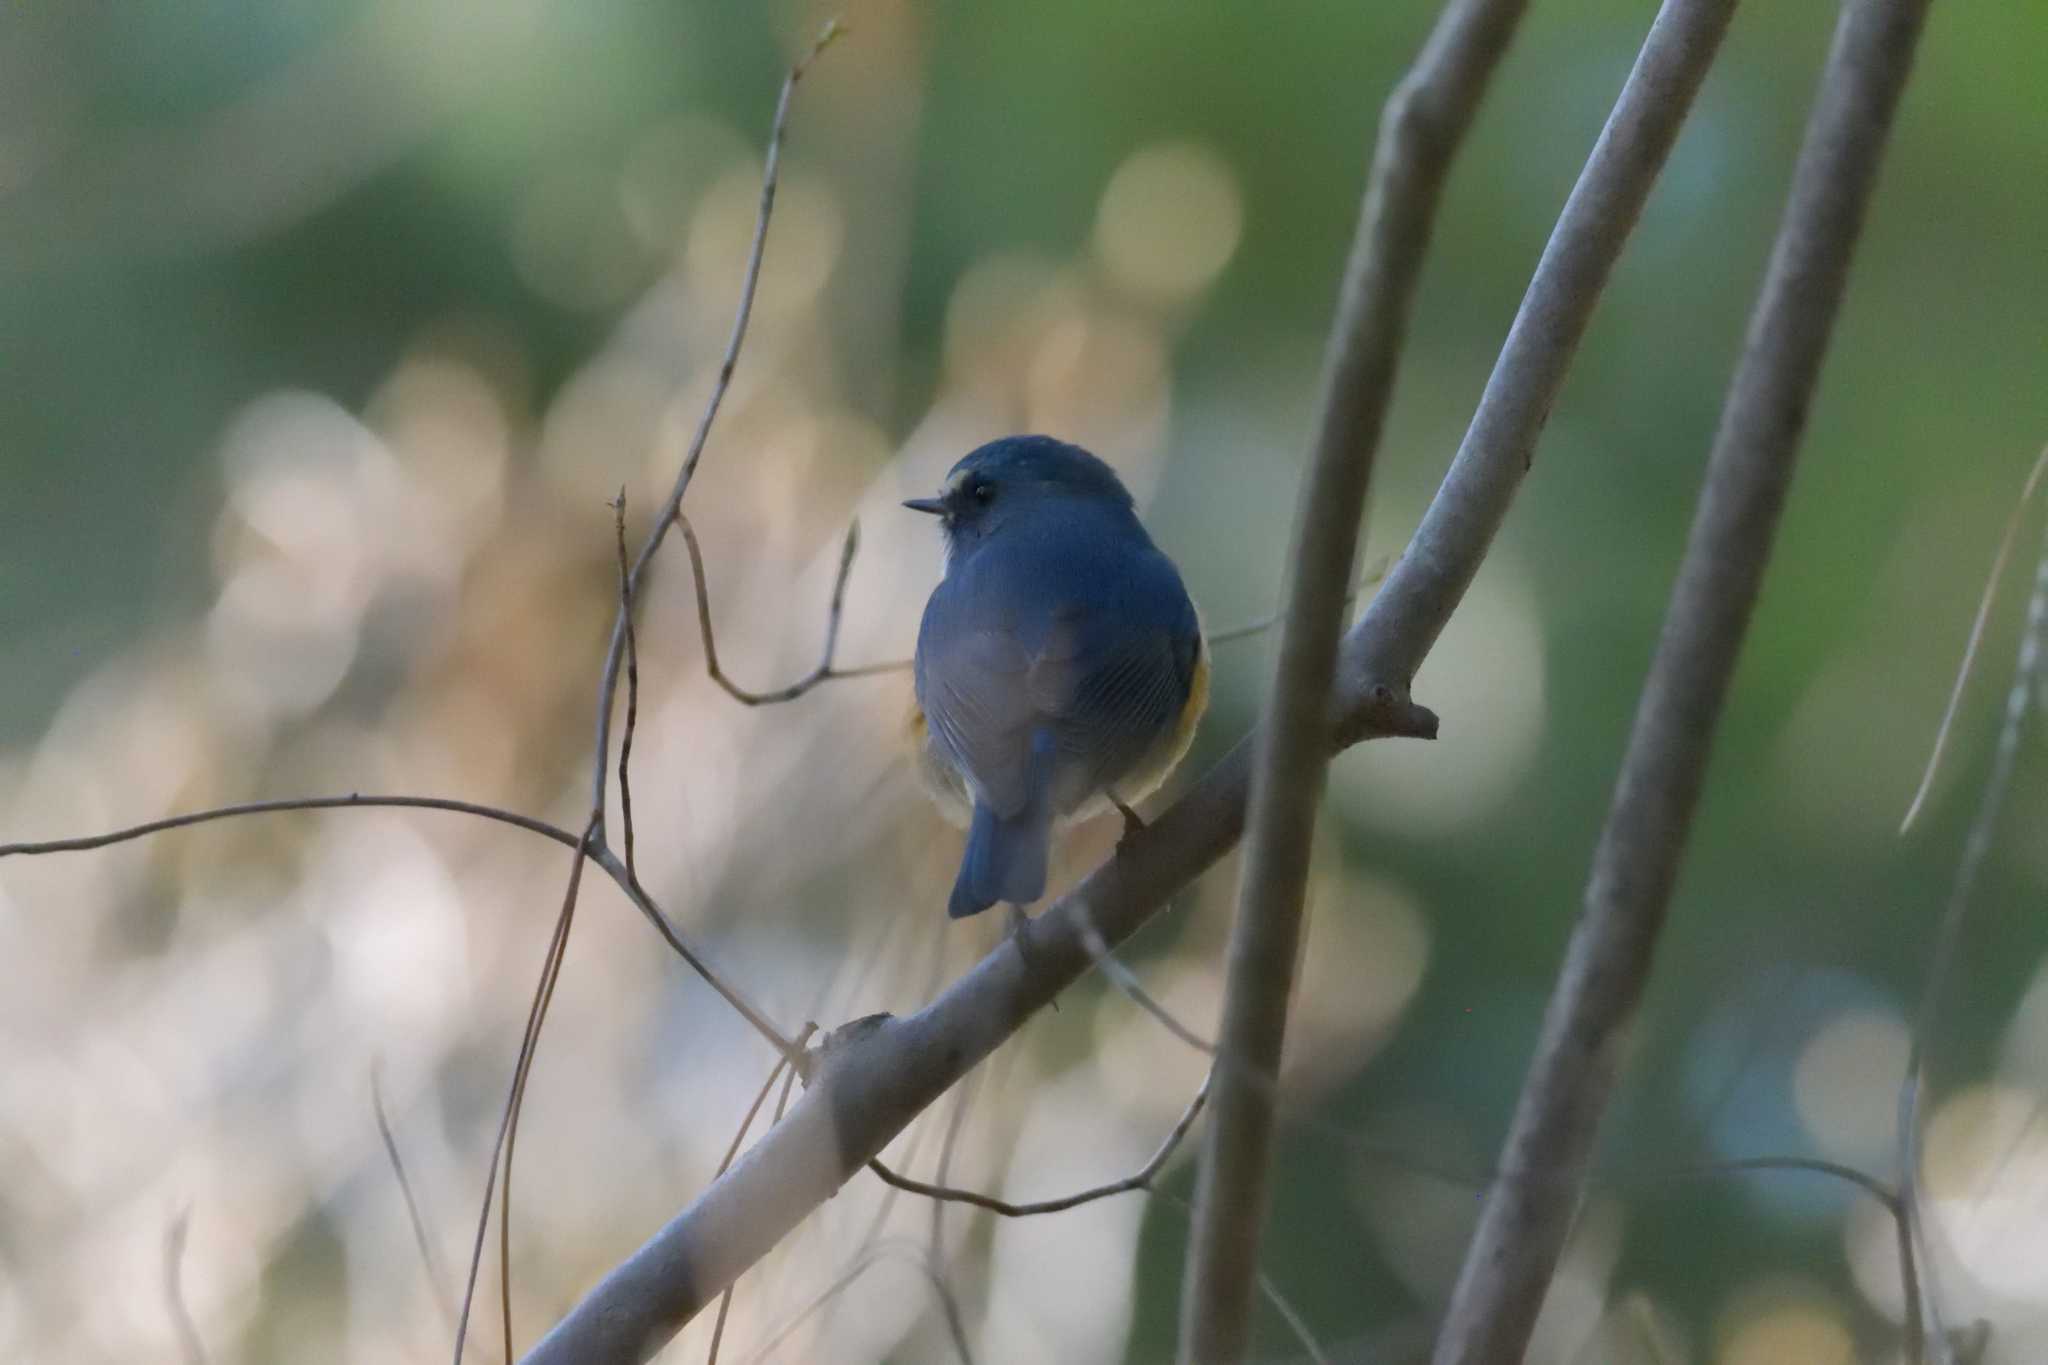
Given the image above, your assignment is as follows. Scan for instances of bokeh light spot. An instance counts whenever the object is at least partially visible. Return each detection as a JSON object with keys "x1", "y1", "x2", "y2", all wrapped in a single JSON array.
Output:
[
  {"x1": 1093, "y1": 141, "x2": 1243, "y2": 304},
  {"x1": 1793, "y1": 1006, "x2": 1908, "y2": 1165}
]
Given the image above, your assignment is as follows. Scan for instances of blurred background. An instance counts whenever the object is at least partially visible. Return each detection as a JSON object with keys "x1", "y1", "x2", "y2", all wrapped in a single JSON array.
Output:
[{"x1": 3, "y1": 1, "x2": 2046, "y2": 1361}]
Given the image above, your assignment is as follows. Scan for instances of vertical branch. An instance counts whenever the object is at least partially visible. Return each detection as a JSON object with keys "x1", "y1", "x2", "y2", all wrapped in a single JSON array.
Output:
[
  {"x1": 1430, "y1": 2, "x2": 1934, "y2": 1360},
  {"x1": 1176, "y1": 0, "x2": 1532, "y2": 1353}
]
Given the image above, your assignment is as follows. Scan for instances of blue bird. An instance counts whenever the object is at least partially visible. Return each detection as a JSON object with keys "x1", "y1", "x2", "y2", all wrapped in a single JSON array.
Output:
[{"x1": 905, "y1": 435, "x2": 1208, "y2": 921}]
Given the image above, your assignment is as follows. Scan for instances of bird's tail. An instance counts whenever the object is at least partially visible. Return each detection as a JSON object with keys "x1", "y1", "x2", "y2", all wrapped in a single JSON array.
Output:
[{"x1": 948, "y1": 733, "x2": 1055, "y2": 919}]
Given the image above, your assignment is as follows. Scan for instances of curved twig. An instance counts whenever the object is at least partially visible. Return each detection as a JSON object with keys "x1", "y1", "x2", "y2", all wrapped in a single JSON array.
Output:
[
  {"x1": 1899, "y1": 439, "x2": 2048, "y2": 833},
  {"x1": 0, "y1": 794, "x2": 585, "y2": 859},
  {"x1": 675, "y1": 512, "x2": 864, "y2": 706},
  {"x1": 374, "y1": 1067, "x2": 460, "y2": 1336},
  {"x1": 866, "y1": 1071, "x2": 1211, "y2": 1218},
  {"x1": 165, "y1": 1210, "x2": 208, "y2": 1365},
  {"x1": 707, "y1": 1033, "x2": 813, "y2": 1365},
  {"x1": 670, "y1": 530, "x2": 1388, "y2": 707},
  {"x1": 1898, "y1": 526, "x2": 2048, "y2": 1362},
  {"x1": 587, "y1": 18, "x2": 842, "y2": 813},
  {"x1": 0, "y1": 790, "x2": 799, "y2": 1065},
  {"x1": 452, "y1": 814, "x2": 600, "y2": 1365},
  {"x1": 733, "y1": 1240, "x2": 974, "y2": 1365},
  {"x1": 614, "y1": 493, "x2": 645, "y2": 888}
]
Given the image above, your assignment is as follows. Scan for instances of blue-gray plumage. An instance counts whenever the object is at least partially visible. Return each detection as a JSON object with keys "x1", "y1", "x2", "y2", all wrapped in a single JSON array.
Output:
[{"x1": 905, "y1": 436, "x2": 1208, "y2": 920}]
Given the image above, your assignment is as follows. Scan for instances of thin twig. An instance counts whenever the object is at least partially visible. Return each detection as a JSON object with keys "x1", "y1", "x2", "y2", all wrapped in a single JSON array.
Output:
[
  {"x1": 3, "y1": 792, "x2": 800, "y2": 1064},
  {"x1": 733, "y1": 1240, "x2": 975, "y2": 1365},
  {"x1": 1072, "y1": 909, "x2": 1217, "y2": 1055},
  {"x1": 1182, "y1": 0, "x2": 1530, "y2": 1348},
  {"x1": 1431, "y1": 1, "x2": 1931, "y2": 1359},
  {"x1": 0, "y1": 794, "x2": 585, "y2": 859},
  {"x1": 868, "y1": 1071, "x2": 1211, "y2": 1218},
  {"x1": 452, "y1": 815, "x2": 599, "y2": 1365},
  {"x1": 1664, "y1": 1155, "x2": 1899, "y2": 1213},
  {"x1": 375, "y1": 1066, "x2": 459, "y2": 1335},
  {"x1": 1204, "y1": 559, "x2": 1390, "y2": 647},
  {"x1": 925, "y1": 1063, "x2": 978, "y2": 1299},
  {"x1": 1899, "y1": 439, "x2": 2048, "y2": 833},
  {"x1": 1898, "y1": 525, "x2": 2048, "y2": 1363},
  {"x1": 0, "y1": 542, "x2": 1374, "y2": 856},
  {"x1": 165, "y1": 1209, "x2": 208, "y2": 1365},
  {"x1": 588, "y1": 20, "x2": 841, "y2": 816},
  {"x1": 1153, "y1": 1190, "x2": 1333, "y2": 1365},
  {"x1": 813, "y1": 921, "x2": 958, "y2": 1348},
  {"x1": 1082, "y1": 898, "x2": 1922, "y2": 1246},
  {"x1": 675, "y1": 512, "x2": 864, "y2": 706},
  {"x1": 707, "y1": 1041, "x2": 811, "y2": 1365},
  {"x1": 672, "y1": 543, "x2": 1388, "y2": 701},
  {"x1": 589, "y1": 846, "x2": 799, "y2": 1060},
  {"x1": 614, "y1": 493, "x2": 644, "y2": 888}
]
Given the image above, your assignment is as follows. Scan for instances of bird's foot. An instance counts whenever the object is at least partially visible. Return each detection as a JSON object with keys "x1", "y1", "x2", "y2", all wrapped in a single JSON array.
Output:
[{"x1": 1109, "y1": 794, "x2": 1146, "y2": 853}]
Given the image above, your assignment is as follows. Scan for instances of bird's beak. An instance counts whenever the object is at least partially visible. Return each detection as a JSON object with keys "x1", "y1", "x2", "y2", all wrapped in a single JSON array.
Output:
[{"x1": 901, "y1": 496, "x2": 947, "y2": 516}]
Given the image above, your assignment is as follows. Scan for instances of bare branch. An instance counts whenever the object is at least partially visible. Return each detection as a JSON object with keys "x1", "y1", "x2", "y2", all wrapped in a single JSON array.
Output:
[
  {"x1": 0, "y1": 794, "x2": 586, "y2": 859},
  {"x1": 587, "y1": 19, "x2": 841, "y2": 815},
  {"x1": 1898, "y1": 527, "x2": 2048, "y2": 1362},
  {"x1": 1430, "y1": 2, "x2": 1932, "y2": 1359},
  {"x1": 1072, "y1": 906, "x2": 1218, "y2": 1056},
  {"x1": 1204, "y1": 559, "x2": 1387, "y2": 647},
  {"x1": 708, "y1": 1037, "x2": 812, "y2": 1365},
  {"x1": 589, "y1": 847, "x2": 799, "y2": 1060},
  {"x1": 165, "y1": 1210, "x2": 208, "y2": 1365},
  {"x1": 731, "y1": 1240, "x2": 974, "y2": 1365},
  {"x1": 375, "y1": 1066, "x2": 460, "y2": 1337},
  {"x1": 867, "y1": 1071, "x2": 1210, "y2": 1218},
  {"x1": 453, "y1": 814, "x2": 599, "y2": 1365},
  {"x1": 1153, "y1": 1190, "x2": 1333, "y2": 1365},
  {"x1": 1, "y1": 789, "x2": 803, "y2": 1064},
  {"x1": 670, "y1": 543, "x2": 1389, "y2": 703},
  {"x1": 1899, "y1": 440, "x2": 2048, "y2": 833},
  {"x1": 614, "y1": 493, "x2": 645, "y2": 888},
  {"x1": 1667, "y1": 1155, "x2": 1899, "y2": 1214},
  {"x1": 675, "y1": 512, "x2": 866, "y2": 706}
]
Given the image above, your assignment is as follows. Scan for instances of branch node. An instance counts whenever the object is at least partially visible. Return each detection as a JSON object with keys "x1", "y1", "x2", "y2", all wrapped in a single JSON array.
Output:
[{"x1": 796, "y1": 1012, "x2": 893, "y2": 1085}]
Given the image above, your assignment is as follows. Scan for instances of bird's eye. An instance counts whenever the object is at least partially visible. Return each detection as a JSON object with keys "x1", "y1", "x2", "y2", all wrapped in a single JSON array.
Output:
[{"x1": 972, "y1": 481, "x2": 995, "y2": 504}]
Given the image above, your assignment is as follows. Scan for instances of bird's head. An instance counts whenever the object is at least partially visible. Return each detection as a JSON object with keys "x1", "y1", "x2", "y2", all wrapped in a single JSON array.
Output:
[{"x1": 902, "y1": 435, "x2": 1134, "y2": 552}]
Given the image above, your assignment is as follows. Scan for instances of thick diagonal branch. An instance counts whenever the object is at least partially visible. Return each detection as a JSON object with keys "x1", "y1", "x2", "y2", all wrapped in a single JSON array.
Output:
[{"x1": 1429, "y1": 2, "x2": 1934, "y2": 1361}]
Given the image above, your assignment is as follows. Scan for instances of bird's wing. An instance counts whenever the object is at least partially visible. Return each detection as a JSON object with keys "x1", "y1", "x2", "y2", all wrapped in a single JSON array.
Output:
[
  {"x1": 917, "y1": 614, "x2": 1043, "y2": 819},
  {"x1": 919, "y1": 547, "x2": 1198, "y2": 816},
  {"x1": 1031, "y1": 599, "x2": 1191, "y2": 798}
]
